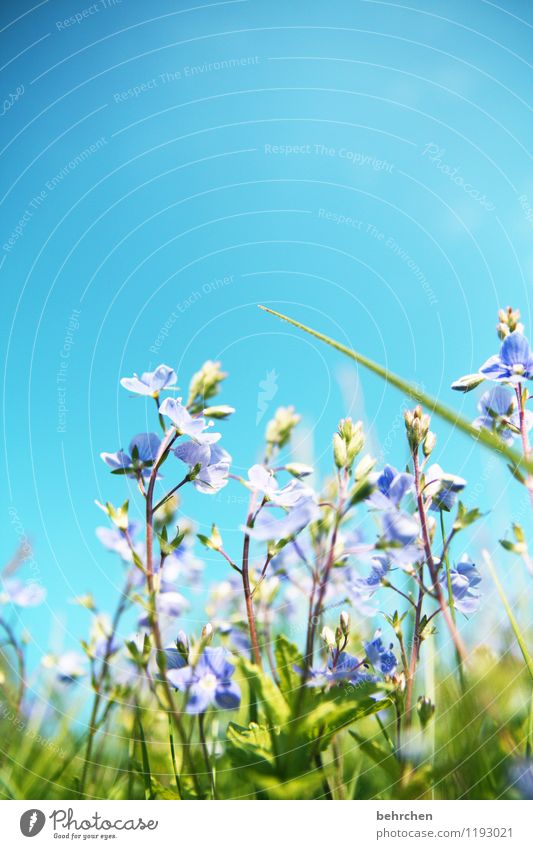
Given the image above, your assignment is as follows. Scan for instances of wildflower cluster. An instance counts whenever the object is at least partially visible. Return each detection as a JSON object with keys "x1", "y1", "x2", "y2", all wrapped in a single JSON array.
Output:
[{"x1": 2, "y1": 307, "x2": 532, "y2": 801}]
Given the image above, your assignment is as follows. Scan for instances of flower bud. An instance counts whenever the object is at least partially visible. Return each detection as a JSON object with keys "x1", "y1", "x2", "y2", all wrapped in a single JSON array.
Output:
[
  {"x1": 284, "y1": 462, "x2": 314, "y2": 478},
  {"x1": 320, "y1": 626, "x2": 336, "y2": 649},
  {"x1": 176, "y1": 630, "x2": 189, "y2": 660},
  {"x1": 187, "y1": 360, "x2": 228, "y2": 409},
  {"x1": 339, "y1": 610, "x2": 350, "y2": 636},
  {"x1": 201, "y1": 623, "x2": 214, "y2": 643},
  {"x1": 404, "y1": 406, "x2": 430, "y2": 451},
  {"x1": 423, "y1": 431, "x2": 437, "y2": 457},
  {"x1": 334, "y1": 418, "x2": 365, "y2": 470},
  {"x1": 417, "y1": 695, "x2": 435, "y2": 728},
  {"x1": 265, "y1": 406, "x2": 301, "y2": 455},
  {"x1": 202, "y1": 405, "x2": 235, "y2": 419},
  {"x1": 451, "y1": 373, "x2": 486, "y2": 393},
  {"x1": 497, "y1": 306, "x2": 523, "y2": 340},
  {"x1": 333, "y1": 433, "x2": 347, "y2": 469}
]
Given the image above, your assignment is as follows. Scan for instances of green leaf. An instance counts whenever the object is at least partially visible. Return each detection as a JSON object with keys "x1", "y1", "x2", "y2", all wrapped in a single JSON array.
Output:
[
  {"x1": 453, "y1": 502, "x2": 483, "y2": 531},
  {"x1": 240, "y1": 659, "x2": 291, "y2": 728},
  {"x1": 226, "y1": 722, "x2": 275, "y2": 770},
  {"x1": 274, "y1": 636, "x2": 304, "y2": 705},
  {"x1": 135, "y1": 709, "x2": 155, "y2": 800},
  {"x1": 258, "y1": 306, "x2": 533, "y2": 475},
  {"x1": 349, "y1": 731, "x2": 401, "y2": 781},
  {"x1": 301, "y1": 684, "x2": 390, "y2": 745}
]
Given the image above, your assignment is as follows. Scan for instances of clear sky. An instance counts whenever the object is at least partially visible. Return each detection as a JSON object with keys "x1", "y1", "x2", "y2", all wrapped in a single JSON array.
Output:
[{"x1": 1, "y1": 0, "x2": 532, "y2": 669}]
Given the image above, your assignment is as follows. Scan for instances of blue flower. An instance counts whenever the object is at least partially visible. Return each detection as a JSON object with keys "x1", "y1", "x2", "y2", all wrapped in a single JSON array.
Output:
[
  {"x1": 511, "y1": 759, "x2": 533, "y2": 799},
  {"x1": 120, "y1": 364, "x2": 177, "y2": 397},
  {"x1": 50, "y1": 651, "x2": 86, "y2": 684},
  {"x1": 175, "y1": 441, "x2": 231, "y2": 494},
  {"x1": 244, "y1": 497, "x2": 320, "y2": 543},
  {"x1": 382, "y1": 510, "x2": 419, "y2": 546},
  {"x1": 379, "y1": 510, "x2": 422, "y2": 568},
  {"x1": 246, "y1": 465, "x2": 315, "y2": 508},
  {"x1": 218, "y1": 623, "x2": 251, "y2": 656},
  {"x1": 159, "y1": 540, "x2": 204, "y2": 591},
  {"x1": 473, "y1": 386, "x2": 533, "y2": 445},
  {"x1": 350, "y1": 555, "x2": 391, "y2": 598},
  {"x1": 479, "y1": 333, "x2": 533, "y2": 384},
  {"x1": 162, "y1": 644, "x2": 189, "y2": 672},
  {"x1": 364, "y1": 631, "x2": 398, "y2": 676},
  {"x1": 370, "y1": 465, "x2": 414, "y2": 510},
  {"x1": 167, "y1": 646, "x2": 241, "y2": 713},
  {"x1": 1, "y1": 578, "x2": 46, "y2": 607},
  {"x1": 440, "y1": 556, "x2": 481, "y2": 615},
  {"x1": 307, "y1": 651, "x2": 373, "y2": 688},
  {"x1": 246, "y1": 464, "x2": 279, "y2": 499},
  {"x1": 425, "y1": 464, "x2": 466, "y2": 512},
  {"x1": 95, "y1": 521, "x2": 142, "y2": 564},
  {"x1": 159, "y1": 397, "x2": 220, "y2": 444},
  {"x1": 138, "y1": 591, "x2": 189, "y2": 629},
  {"x1": 101, "y1": 433, "x2": 161, "y2": 478}
]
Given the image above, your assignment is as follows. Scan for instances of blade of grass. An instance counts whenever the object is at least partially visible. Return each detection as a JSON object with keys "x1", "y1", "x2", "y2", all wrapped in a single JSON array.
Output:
[
  {"x1": 136, "y1": 707, "x2": 155, "y2": 800},
  {"x1": 482, "y1": 549, "x2": 533, "y2": 681},
  {"x1": 258, "y1": 306, "x2": 533, "y2": 476}
]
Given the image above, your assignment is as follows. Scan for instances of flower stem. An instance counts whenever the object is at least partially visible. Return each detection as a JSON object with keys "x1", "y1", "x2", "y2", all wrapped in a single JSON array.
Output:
[
  {"x1": 198, "y1": 712, "x2": 216, "y2": 799},
  {"x1": 413, "y1": 451, "x2": 467, "y2": 664},
  {"x1": 241, "y1": 513, "x2": 262, "y2": 668},
  {"x1": 144, "y1": 428, "x2": 198, "y2": 792},
  {"x1": 79, "y1": 576, "x2": 132, "y2": 795},
  {"x1": 515, "y1": 383, "x2": 533, "y2": 512},
  {"x1": 0, "y1": 617, "x2": 25, "y2": 712}
]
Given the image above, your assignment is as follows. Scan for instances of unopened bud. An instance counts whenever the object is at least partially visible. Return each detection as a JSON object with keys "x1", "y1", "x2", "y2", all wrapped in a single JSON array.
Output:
[
  {"x1": 497, "y1": 306, "x2": 523, "y2": 340},
  {"x1": 340, "y1": 610, "x2": 350, "y2": 636},
  {"x1": 285, "y1": 462, "x2": 314, "y2": 478},
  {"x1": 176, "y1": 630, "x2": 189, "y2": 660},
  {"x1": 333, "y1": 433, "x2": 347, "y2": 469},
  {"x1": 451, "y1": 373, "x2": 486, "y2": 393},
  {"x1": 265, "y1": 406, "x2": 300, "y2": 455},
  {"x1": 202, "y1": 405, "x2": 235, "y2": 419},
  {"x1": 423, "y1": 431, "x2": 437, "y2": 457},
  {"x1": 320, "y1": 626, "x2": 336, "y2": 649},
  {"x1": 404, "y1": 406, "x2": 430, "y2": 451},
  {"x1": 417, "y1": 695, "x2": 435, "y2": 728},
  {"x1": 334, "y1": 418, "x2": 365, "y2": 469},
  {"x1": 201, "y1": 623, "x2": 214, "y2": 643}
]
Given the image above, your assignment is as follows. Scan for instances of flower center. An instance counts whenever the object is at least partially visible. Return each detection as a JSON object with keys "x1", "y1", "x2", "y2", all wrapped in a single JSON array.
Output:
[
  {"x1": 199, "y1": 672, "x2": 218, "y2": 692},
  {"x1": 512, "y1": 364, "x2": 525, "y2": 375}
]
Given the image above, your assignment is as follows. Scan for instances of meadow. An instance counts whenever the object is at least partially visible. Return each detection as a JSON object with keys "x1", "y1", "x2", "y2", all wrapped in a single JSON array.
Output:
[{"x1": 1, "y1": 305, "x2": 533, "y2": 801}]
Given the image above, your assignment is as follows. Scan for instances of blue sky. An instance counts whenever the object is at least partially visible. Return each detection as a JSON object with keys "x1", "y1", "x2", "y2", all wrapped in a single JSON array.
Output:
[{"x1": 1, "y1": 0, "x2": 532, "y2": 668}]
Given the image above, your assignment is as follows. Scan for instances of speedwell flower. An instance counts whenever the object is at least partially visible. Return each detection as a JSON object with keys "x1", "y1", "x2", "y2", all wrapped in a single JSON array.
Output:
[
  {"x1": 175, "y1": 441, "x2": 231, "y2": 494},
  {"x1": 166, "y1": 646, "x2": 241, "y2": 713},
  {"x1": 479, "y1": 332, "x2": 533, "y2": 384},
  {"x1": 138, "y1": 590, "x2": 189, "y2": 629},
  {"x1": 364, "y1": 630, "x2": 398, "y2": 676},
  {"x1": 1, "y1": 578, "x2": 46, "y2": 607},
  {"x1": 473, "y1": 386, "x2": 533, "y2": 445},
  {"x1": 47, "y1": 651, "x2": 86, "y2": 684},
  {"x1": 425, "y1": 464, "x2": 466, "y2": 512},
  {"x1": 369, "y1": 465, "x2": 414, "y2": 510},
  {"x1": 244, "y1": 496, "x2": 320, "y2": 543},
  {"x1": 306, "y1": 651, "x2": 373, "y2": 687},
  {"x1": 440, "y1": 555, "x2": 481, "y2": 615},
  {"x1": 120, "y1": 364, "x2": 177, "y2": 397},
  {"x1": 350, "y1": 555, "x2": 391, "y2": 598},
  {"x1": 159, "y1": 397, "x2": 220, "y2": 444},
  {"x1": 101, "y1": 432, "x2": 161, "y2": 478}
]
